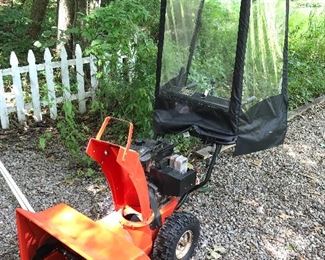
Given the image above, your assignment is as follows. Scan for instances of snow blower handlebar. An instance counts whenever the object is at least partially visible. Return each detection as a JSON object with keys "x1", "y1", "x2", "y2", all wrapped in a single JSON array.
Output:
[
  {"x1": 87, "y1": 117, "x2": 153, "y2": 221},
  {"x1": 95, "y1": 116, "x2": 134, "y2": 161}
]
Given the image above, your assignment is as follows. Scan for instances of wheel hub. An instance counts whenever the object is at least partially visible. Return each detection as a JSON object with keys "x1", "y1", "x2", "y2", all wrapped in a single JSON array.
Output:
[{"x1": 175, "y1": 230, "x2": 193, "y2": 259}]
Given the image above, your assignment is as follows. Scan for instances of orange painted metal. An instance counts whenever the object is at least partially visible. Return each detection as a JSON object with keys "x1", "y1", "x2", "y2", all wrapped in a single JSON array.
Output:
[
  {"x1": 97, "y1": 210, "x2": 154, "y2": 255},
  {"x1": 16, "y1": 117, "x2": 181, "y2": 259},
  {"x1": 86, "y1": 117, "x2": 152, "y2": 221},
  {"x1": 16, "y1": 204, "x2": 149, "y2": 259},
  {"x1": 160, "y1": 197, "x2": 179, "y2": 223},
  {"x1": 122, "y1": 198, "x2": 179, "y2": 254}
]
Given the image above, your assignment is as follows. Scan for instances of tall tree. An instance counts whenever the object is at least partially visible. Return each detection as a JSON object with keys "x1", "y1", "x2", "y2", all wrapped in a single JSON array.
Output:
[
  {"x1": 56, "y1": 0, "x2": 103, "y2": 55},
  {"x1": 57, "y1": 0, "x2": 76, "y2": 53},
  {"x1": 28, "y1": 0, "x2": 50, "y2": 39}
]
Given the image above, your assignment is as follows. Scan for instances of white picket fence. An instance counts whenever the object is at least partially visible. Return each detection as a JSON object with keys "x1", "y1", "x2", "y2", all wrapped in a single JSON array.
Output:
[{"x1": 0, "y1": 44, "x2": 98, "y2": 129}]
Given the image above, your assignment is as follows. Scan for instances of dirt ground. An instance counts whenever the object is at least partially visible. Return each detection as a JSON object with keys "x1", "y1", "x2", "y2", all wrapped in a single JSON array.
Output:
[{"x1": 0, "y1": 101, "x2": 324, "y2": 259}]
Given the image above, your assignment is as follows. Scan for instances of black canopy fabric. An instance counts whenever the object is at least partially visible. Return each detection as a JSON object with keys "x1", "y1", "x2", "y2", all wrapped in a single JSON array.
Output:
[{"x1": 154, "y1": 0, "x2": 289, "y2": 155}]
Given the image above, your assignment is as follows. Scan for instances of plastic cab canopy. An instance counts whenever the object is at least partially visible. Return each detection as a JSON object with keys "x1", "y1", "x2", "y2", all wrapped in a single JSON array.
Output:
[{"x1": 154, "y1": 0, "x2": 289, "y2": 155}]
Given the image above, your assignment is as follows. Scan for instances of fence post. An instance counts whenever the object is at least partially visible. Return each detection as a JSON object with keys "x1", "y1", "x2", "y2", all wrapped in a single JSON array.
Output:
[
  {"x1": 75, "y1": 44, "x2": 86, "y2": 113},
  {"x1": 44, "y1": 48, "x2": 57, "y2": 119},
  {"x1": 60, "y1": 46, "x2": 71, "y2": 101},
  {"x1": 0, "y1": 70, "x2": 9, "y2": 129},
  {"x1": 10, "y1": 52, "x2": 26, "y2": 123},
  {"x1": 90, "y1": 55, "x2": 98, "y2": 100},
  {"x1": 28, "y1": 50, "x2": 42, "y2": 122}
]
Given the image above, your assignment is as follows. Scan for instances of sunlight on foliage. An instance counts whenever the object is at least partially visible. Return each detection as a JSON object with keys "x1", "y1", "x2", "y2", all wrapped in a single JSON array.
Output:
[
  {"x1": 79, "y1": 0, "x2": 160, "y2": 137},
  {"x1": 288, "y1": 1, "x2": 325, "y2": 108}
]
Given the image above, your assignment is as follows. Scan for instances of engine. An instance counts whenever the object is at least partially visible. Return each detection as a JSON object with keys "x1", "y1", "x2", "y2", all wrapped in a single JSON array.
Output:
[{"x1": 132, "y1": 139, "x2": 197, "y2": 197}]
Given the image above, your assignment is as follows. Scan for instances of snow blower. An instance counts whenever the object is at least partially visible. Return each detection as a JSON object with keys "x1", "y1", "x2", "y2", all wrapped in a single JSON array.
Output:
[{"x1": 15, "y1": 0, "x2": 289, "y2": 259}]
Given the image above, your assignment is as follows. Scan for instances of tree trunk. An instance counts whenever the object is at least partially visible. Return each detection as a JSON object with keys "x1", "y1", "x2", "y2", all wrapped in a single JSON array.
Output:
[
  {"x1": 57, "y1": 0, "x2": 75, "y2": 54},
  {"x1": 89, "y1": 0, "x2": 101, "y2": 10},
  {"x1": 28, "y1": 0, "x2": 49, "y2": 39},
  {"x1": 56, "y1": 0, "x2": 104, "y2": 55},
  {"x1": 78, "y1": 0, "x2": 88, "y2": 15},
  {"x1": 57, "y1": 0, "x2": 90, "y2": 55}
]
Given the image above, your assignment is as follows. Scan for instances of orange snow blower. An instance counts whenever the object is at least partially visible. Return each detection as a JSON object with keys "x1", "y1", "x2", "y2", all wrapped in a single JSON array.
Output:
[
  {"x1": 16, "y1": 117, "x2": 206, "y2": 259},
  {"x1": 15, "y1": 0, "x2": 290, "y2": 258}
]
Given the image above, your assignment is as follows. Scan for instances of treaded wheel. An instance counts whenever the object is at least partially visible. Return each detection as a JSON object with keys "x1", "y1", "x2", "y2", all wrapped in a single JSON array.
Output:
[{"x1": 152, "y1": 212, "x2": 200, "y2": 260}]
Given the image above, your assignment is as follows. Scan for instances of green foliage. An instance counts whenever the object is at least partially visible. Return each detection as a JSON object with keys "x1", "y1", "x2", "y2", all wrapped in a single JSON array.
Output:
[
  {"x1": 0, "y1": 1, "x2": 59, "y2": 67},
  {"x1": 168, "y1": 134, "x2": 201, "y2": 156},
  {"x1": 38, "y1": 131, "x2": 53, "y2": 151},
  {"x1": 79, "y1": 0, "x2": 159, "y2": 137},
  {"x1": 242, "y1": 1, "x2": 287, "y2": 108},
  {"x1": 0, "y1": 0, "x2": 324, "y2": 163},
  {"x1": 57, "y1": 101, "x2": 91, "y2": 167},
  {"x1": 164, "y1": 1, "x2": 324, "y2": 109},
  {"x1": 190, "y1": 1, "x2": 240, "y2": 98},
  {"x1": 76, "y1": 168, "x2": 97, "y2": 179},
  {"x1": 288, "y1": 5, "x2": 325, "y2": 109},
  {"x1": 0, "y1": 5, "x2": 32, "y2": 66},
  {"x1": 161, "y1": 1, "x2": 240, "y2": 99}
]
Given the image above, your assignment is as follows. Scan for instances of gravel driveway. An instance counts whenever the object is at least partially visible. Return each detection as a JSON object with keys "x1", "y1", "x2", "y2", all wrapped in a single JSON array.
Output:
[{"x1": 0, "y1": 102, "x2": 324, "y2": 259}]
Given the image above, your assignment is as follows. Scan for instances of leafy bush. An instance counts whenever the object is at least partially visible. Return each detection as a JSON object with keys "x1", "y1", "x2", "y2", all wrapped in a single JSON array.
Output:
[
  {"x1": 190, "y1": 1, "x2": 240, "y2": 98},
  {"x1": 288, "y1": 5, "x2": 325, "y2": 108},
  {"x1": 0, "y1": 1, "x2": 59, "y2": 67},
  {"x1": 79, "y1": 0, "x2": 159, "y2": 137},
  {"x1": 0, "y1": 5, "x2": 32, "y2": 66}
]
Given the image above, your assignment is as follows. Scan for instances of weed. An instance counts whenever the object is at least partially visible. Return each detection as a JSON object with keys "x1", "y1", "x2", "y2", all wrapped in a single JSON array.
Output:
[
  {"x1": 76, "y1": 168, "x2": 97, "y2": 179},
  {"x1": 56, "y1": 101, "x2": 92, "y2": 167},
  {"x1": 38, "y1": 131, "x2": 53, "y2": 151},
  {"x1": 167, "y1": 133, "x2": 201, "y2": 156}
]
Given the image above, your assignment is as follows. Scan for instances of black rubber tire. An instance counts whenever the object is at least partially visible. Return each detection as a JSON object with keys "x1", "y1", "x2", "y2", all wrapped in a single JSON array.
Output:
[{"x1": 152, "y1": 212, "x2": 200, "y2": 260}]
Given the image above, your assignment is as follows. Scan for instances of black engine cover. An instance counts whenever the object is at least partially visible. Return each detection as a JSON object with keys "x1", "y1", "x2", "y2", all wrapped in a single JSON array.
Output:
[{"x1": 149, "y1": 167, "x2": 196, "y2": 197}]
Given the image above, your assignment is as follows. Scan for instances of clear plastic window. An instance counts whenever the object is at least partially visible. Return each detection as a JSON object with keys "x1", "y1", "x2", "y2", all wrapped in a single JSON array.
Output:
[
  {"x1": 161, "y1": 0, "x2": 241, "y2": 106},
  {"x1": 189, "y1": 0, "x2": 240, "y2": 100},
  {"x1": 161, "y1": 0, "x2": 200, "y2": 85},
  {"x1": 243, "y1": 0, "x2": 286, "y2": 109}
]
